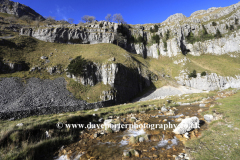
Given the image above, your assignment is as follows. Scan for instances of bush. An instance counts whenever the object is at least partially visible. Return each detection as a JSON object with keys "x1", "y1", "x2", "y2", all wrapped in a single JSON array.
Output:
[
  {"x1": 212, "y1": 22, "x2": 217, "y2": 26},
  {"x1": 201, "y1": 71, "x2": 206, "y2": 76},
  {"x1": 165, "y1": 29, "x2": 170, "y2": 40},
  {"x1": 134, "y1": 36, "x2": 145, "y2": 44},
  {"x1": 230, "y1": 25, "x2": 234, "y2": 31},
  {"x1": 150, "y1": 25, "x2": 159, "y2": 33},
  {"x1": 186, "y1": 31, "x2": 196, "y2": 44},
  {"x1": 151, "y1": 34, "x2": 160, "y2": 44},
  {"x1": 128, "y1": 35, "x2": 135, "y2": 43},
  {"x1": 99, "y1": 23, "x2": 103, "y2": 28},
  {"x1": 226, "y1": 24, "x2": 229, "y2": 30},
  {"x1": 189, "y1": 70, "x2": 197, "y2": 78},
  {"x1": 200, "y1": 25, "x2": 214, "y2": 41},
  {"x1": 67, "y1": 56, "x2": 87, "y2": 76}
]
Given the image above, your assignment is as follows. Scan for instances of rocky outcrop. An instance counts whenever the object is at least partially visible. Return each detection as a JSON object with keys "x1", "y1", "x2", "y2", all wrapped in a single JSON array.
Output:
[
  {"x1": 0, "y1": 60, "x2": 29, "y2": 73},
  {"x1": 176, "y1": 73, "x2": 240, "y2": 91},
  {"x1": 163, "y1": 13, "x2": 186, "y2": 23},
  {"x1": 66, "y1": 62, "x2": 157, "y2": 104},
  {"x1": 0, "y1": 0, "x2": 44, "y2": 20}
]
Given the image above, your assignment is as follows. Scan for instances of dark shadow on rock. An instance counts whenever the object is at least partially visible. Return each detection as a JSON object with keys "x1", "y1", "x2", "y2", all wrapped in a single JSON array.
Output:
[
  {"x1": 180, "y1": 30, "x2": 190, "y2": 56},
  {"x1": 199, "y1": 120, "x2": 205, "y2": 127},
  {"x1": 0, "y1": 58, "x2": 30, "y2": 73}
]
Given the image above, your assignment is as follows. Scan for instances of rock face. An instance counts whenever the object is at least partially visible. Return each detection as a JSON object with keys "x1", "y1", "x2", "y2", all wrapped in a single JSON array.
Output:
[
  {"x1": 67, "y1": 62, "x2": 155, "y2": 104},
  {"x1": 0, "y1": 0, "x2": 44, "y2": 20},
  {"x1": 163, "y1": 13, "x2": 187, "y2": 23},
  {"x1": 0, "y1": 60, "x2": 29, "y2": 73},
  {"x1": 18, "y1": 2, "x2": 240, "y2": 59},
  {"x1": 176, "y1": 73, "x2": 240, "y2": 91}
]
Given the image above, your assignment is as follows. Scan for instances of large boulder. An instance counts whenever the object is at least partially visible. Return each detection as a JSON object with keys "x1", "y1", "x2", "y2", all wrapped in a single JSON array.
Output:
[
  {"x1": 173, "y1": 116, "x2": 200, "y2": 134},
  {"x1": 103, "y1": 119, "x2": 121, "y2": 132}
]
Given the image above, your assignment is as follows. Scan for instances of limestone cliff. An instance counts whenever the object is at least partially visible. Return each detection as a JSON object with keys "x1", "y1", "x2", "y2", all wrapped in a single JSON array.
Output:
[
  {"x1": 176, "y1": 72, "x2": 240, "y2": 91},
  {"x1": 19, "y1": 1, "x2": 240, "y2": 59},
  {"x1": 66, "y1": 61, "x2": 157, "y2": 104}
]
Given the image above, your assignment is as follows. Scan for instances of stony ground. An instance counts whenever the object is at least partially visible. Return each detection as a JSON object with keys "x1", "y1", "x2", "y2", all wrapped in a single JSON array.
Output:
[
  {"x1": 0, "y1": 77, "x2": 85, "y2": 112},
  {"x1": 132, "y1": 86, "x2": 205, "y2": 102}
]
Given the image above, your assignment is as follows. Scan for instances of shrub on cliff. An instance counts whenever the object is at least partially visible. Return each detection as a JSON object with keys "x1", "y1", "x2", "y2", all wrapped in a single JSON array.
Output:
[
  {"x1": 189, "y1": 70, "x2": 197, "y2": 78},
  {"x1": 151, "y1": 34, "x2": 160, "y2": 44},
  {"x1": 67, "y1": 56, "x2": 87, "y2": 76},
  {"x1": 186, "y1": 31, "x2": 196, "y2": 44},
  {"x1": 201, "y1": 71, "x2": 206, "y2": 76},
  {"x1": 150, "y1": 25, "x2": 159, "y2": 33},
  {"x1": 212, "y1": 21, "x2": 217, "y2": 26}
]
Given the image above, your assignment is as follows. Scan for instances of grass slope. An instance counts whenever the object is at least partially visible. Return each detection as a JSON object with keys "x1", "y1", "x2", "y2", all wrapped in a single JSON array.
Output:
[{"x1": 186, "y1": 90, "x2": 240, "y2": 160}]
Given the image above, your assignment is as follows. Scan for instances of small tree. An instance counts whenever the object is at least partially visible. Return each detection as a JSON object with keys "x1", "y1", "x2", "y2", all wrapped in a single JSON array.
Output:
[
  {"x1": 230, "y1": 25, "x2": 234, "y2": 31},
  {"x1": 68, "y1": 18, "x2": 74, "y2": 24},
  {"x1": 201, "y1": 71, "x2": 206, "y2": 76},
  {"x1": 105, "y1": 14, "x2": 112, "y2": 22},
  {"x1": 59, "y1": 19, "x2": 69, "y2": 25},
  {"x1": 78, "y1": 20, "x2": 84, "y2": 26},
  {"x1": 113, "y1": 13, "x2": 124, "y2": 23},
  {"x1": 214, "y1": 29, "x2": 222, "y2": 38},
  {"x1": 186, "y1": 31, "x2": 195, "y2": 44},
  {"x1": 44, "y1": 16, "x2": 56, "y2": 25},
  {"x1": 154, "y1": 25, "x2": 159, "y2": 32},
  {"x1": 165, "y1": 29, "x2": 170, "y2": 40},
  {"x1": 67, "y1": 56, "x2": 87, "y2": 77},
  {"x1": 88, "y1": 16, "x2": 96, "y2": 23},
  {"x1": 152, "y1": 34, "x2": 160, "y2": 44},
  {"x1": 189, "y1": 70, "x2": 197, "y2": 78},
  {"x1": 212, "y1": 21, "x2": 217, "y2": 26},
  {"x1": 137, "y1": 36, "x2": 144, "y2": 43},
  {"x1": 35, "y1": 16, "x2": 43, "y2": 27},
  {"x1": 81, "y1": 15, "x2": 95, "y2": 23},
  {"x1": 150, "y1": 25, "x2": 159, "y2": 33}
]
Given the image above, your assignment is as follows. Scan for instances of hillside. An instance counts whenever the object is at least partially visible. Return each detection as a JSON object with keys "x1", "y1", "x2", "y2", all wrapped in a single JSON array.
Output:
[
  {"x1": 0, "y1": 1, "x2": 240, "y2": 160},
  {"x1": 0, "y1": 0, "x2": 44, "y2": 20}
]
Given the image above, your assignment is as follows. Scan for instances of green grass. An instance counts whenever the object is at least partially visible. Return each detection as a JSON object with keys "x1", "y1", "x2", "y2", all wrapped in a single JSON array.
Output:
[
  {"x1": 186, "y1": 54, "x2": 240, "y2": 77},
  {"x1": 186, "y1": 90, "x2": 240, "y2": 160}
]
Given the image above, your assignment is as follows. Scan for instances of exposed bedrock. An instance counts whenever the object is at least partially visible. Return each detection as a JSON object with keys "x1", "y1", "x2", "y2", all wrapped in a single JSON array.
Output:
[
  {"x1": 176, "y1": 73, "x2": 240, "y2": 91},
  {"x1": 67, "y1": 62, "x2": 158, "y2": 104}
]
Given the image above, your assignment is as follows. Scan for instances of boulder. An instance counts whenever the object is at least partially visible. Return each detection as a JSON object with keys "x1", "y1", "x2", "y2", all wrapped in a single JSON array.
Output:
[
  {"x1": 139, "y1": 137, "x2": 145, "y2": 142},
  {"x1": 40, "y1": 56, "x2": 48, "y2": 60},
  {"x1": 173, "y1": 116, "x2": 200, "y2": 134},
  {"x1": 161, "y1": 106, "x2": 168, "y2": 112},
  {"x1": 204, "y1": 114, "x2": 214, "y2": 122}
]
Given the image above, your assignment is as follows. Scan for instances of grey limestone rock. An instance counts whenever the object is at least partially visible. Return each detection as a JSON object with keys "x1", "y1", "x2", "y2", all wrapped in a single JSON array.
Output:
[
  {"x1": 173, "y1": 116, "x2": 200, "y2": 134},
  {"x1": 0, "y1": 0, "x2": 44, "y2": 20},
  {"x1": 204, "y1": 114, "x2": 214, "y2": 122}
]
